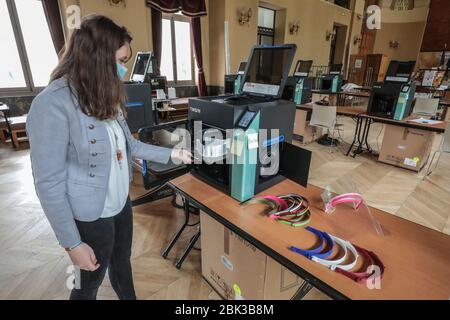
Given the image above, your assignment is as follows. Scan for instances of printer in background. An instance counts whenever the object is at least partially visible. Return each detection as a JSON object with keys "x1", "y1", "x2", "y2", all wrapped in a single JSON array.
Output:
[
  {"x1": 224, "y1": 61, "x2": 247, "y2": 95},
  {"x1": 367, "y1": 60, "x2": 416, "y2": 121},
  {"x1": 282, "y1": 60, "x2": 314, "y2": 105},
  {"x1": 124, "y1": 83, "x2": 153, "y2": 133},
  {"x1": 319, "y1": 63, "x2": 343, "y2": 93},
  {"x1": 125, "y1": 52, "x2": 170, "y2": 132}
]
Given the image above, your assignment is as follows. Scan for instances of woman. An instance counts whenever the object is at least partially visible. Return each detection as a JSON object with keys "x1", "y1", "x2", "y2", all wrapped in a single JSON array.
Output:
[{"x1": 27, "y1": 15, "x2": 191, "y2": 300}]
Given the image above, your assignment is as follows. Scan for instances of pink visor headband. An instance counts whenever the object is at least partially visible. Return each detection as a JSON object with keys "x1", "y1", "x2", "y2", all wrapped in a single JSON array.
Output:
[{"x1": 325, "y1": 193, "x2": 365, "y2": 214}]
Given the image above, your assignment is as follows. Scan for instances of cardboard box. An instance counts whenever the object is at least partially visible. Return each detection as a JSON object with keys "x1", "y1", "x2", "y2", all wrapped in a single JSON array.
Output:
[
  {"x1": 200, "y1": 212, "x2": 305, "y2": 300},
  {"x1": 293, "y1": 109, "x2": 322, "y2": 144},
  {"x1": 378, "y1": 124, "x2": 435, "y2": 172}
]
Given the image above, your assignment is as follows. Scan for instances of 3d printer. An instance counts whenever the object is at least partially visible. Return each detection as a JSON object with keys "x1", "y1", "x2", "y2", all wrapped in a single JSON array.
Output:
[
  {"x1": 130, "y1": 51, "x2": 157, "y2": 83},
  {"x1": 282, "y1": 60, "x2": 314, "y2": 105},
  {"x1": 224, "y1": 61, "x2": 247, "y2": 95},
  {"x1": 189, "y1": 44, "x2": 312, "y2": 202},
  {"x1": 319, "y1": 64, "x2": 343, "y2": 93},
  {"x1": 125, "y1": 52, "x2": 168, "y2": 131},
  {"x1": 367, "y1": 60, "x2": 416, "y2": 120},
  {"x1": 124, "y1": 83, "x2": 153, "y2": 133}
]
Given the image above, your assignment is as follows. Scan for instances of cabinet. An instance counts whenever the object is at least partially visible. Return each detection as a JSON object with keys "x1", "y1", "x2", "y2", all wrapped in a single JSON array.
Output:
[
  {"x1": 363, "y1": 54, "x2": 389, "y2": 87},
  {"x1": 348, "y1": 55, "x2": 367, "y2": 85}
]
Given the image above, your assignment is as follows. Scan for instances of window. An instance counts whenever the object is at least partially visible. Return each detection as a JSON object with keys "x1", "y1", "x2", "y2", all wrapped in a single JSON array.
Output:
[
  {"x1": 327, "y1": 0, "x2": 351, "y2": 9},
  {"x1": 161, "y1": 14, "x2": 195, "y2": 85},
  {"x1": 0, "y1": 0, "x2": 58, "y2": 95},
  {"x1": 257, "y1": 7, "x2": 276, "y2": 46}
]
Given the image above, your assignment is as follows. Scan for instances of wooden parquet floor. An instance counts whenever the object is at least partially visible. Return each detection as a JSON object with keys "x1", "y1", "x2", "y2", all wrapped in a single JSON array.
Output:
[{"x1": 0, "y1": 116, "x2": 449, "y2": 300}]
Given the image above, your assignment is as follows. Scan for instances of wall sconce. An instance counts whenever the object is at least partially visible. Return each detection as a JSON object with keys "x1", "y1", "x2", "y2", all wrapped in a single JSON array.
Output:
[
  {"x1": 354, "y1": 35, "x2": 362, "y2": 46},
  {"x1": 325, "y1": 30, "x2": 336, "y2": 42},
  {"x1": 108, "y1": 0, "x2": 126, "y2": 7},
  {"x1": 239, "y1": 8, "x2": 252, "y2": 26},
  {"x1": 289, "y1": 21, "x2": 300, "y2": 35},
  {"x1": 389, "y1": 40, "x2": 399, "y2": 49}
]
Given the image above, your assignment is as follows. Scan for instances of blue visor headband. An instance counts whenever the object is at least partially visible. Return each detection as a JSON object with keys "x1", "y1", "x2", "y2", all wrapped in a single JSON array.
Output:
[{"x1": 289, "y1": 226, "x2": 334, "y2": 260}]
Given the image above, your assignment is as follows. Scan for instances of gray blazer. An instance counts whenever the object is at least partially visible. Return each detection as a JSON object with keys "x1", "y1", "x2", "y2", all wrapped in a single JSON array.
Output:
[{"x1": 27, "y1": 78, "x2": 172, "y2": 248}]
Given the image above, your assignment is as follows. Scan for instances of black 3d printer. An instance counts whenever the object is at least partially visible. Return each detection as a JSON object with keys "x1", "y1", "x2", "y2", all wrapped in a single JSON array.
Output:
[
  {"x1": 224, "y1": 61, "x2": 247, "y2": 95},
  {"x1": 367, "y1": 60, "x2": 416, "y2": 120},
  {"x1": 319, "y1": 63, "x2": 343, "y2": 93},
  {"x1": 129, "y1": 51, "x2": 168, "y2": 97},
  {"x1": 282, "y1": 60, "x2": 314, "y2": 105},
  {"x1": 189, "y1": 44, "x2": 312, "y2": 202},
  {"x1": 125, "y1": 52, "x2": 168, "y2": 132}
]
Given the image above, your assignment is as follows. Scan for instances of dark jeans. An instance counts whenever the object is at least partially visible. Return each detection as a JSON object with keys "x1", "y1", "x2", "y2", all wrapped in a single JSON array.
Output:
[{"x1": 70, "y1": 197, "x2": 136, "y2": 300}]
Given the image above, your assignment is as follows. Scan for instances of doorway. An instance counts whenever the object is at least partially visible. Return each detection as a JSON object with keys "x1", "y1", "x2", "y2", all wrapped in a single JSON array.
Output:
[{"x1": 329, "y1": 24, "x2": 348, "y2": 66}]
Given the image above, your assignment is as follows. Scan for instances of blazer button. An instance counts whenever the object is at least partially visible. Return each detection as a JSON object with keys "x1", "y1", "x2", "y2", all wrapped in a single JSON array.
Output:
[
  {"x1": 89, "y1": 173, "x2": 95, "y2": 178},
  {"x1": 90, "y1": 164, "x2": 97, "y2": 168},
  {"x1": 91, "y1": 152, "x2": 98, "y2": 157},
  {"x1": 88, "y1": 124, "x2": 95, "y2": 130},
  {"x1": 90, "y1": 139, "x2": 97, "y2": 144}
]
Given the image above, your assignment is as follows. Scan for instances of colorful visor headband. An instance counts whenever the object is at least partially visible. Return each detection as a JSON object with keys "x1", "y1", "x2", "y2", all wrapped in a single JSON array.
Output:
[
  {"x1": 289, "y1": 227, "x2": 334, "y2": 259},
  {"x1": 324, "y1": 193, "x2": 365, "y2": 214},
  {"x1": 289, "y1": 227, "x2": 384, "y2": 286},
  {"x1": 321, "y1": 190, "x2": 384, "y2": 237},
  {"x1": 242, "y1": 194, "x2": 312, "y2": 228},
  {"x1": 335, "y1": 245, "x2": 385, "y2": 284},
  {"x1": 242, "y1": 196, "x2": 287, "y2": 215},
  {"x1": 311, "y1": 235, "x2": 359, "y2": 271}
]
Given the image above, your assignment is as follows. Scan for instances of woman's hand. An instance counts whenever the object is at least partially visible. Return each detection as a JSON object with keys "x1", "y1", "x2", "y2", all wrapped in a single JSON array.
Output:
[
  {"x1": 67, "y1": 243, "x2": 100, "y2": 272},
  {"x1": 171, "y1": 148, "x2": 193, "y2": 165}
]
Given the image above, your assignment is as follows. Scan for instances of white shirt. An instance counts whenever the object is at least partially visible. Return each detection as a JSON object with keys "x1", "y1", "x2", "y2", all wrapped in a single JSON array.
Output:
[{"x1": 101, "y1": 119, "x2": 129, "y2": 218}]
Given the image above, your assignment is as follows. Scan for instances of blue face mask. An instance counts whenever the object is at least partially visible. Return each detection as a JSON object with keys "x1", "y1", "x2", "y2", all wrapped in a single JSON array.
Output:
[{"x1": 116, "y1": 62, "x2": 128, "y2": 80}]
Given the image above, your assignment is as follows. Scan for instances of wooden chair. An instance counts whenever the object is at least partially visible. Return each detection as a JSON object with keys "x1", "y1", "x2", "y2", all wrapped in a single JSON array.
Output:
[
  {"x1": 2, "y1": 115, "x2": 28, "y2": 149},
  {"x1": 0, "y1": 111, "x2": 9, "y2": 144}
]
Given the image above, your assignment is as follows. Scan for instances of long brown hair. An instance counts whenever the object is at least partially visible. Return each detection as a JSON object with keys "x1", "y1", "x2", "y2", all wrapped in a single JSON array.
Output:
[{"x1": 51, "y1": 15, "x2": 132, "y2": 120}]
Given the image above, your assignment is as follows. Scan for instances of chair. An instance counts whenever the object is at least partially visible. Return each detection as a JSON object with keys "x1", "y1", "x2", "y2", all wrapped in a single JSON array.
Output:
[
  {"x1": 310, "y1": 105, "x2": 342, "y2": 152},
  {"x1": 413, "y1": 98, "x2": 440, "y2": 117},
  {"x1": 9, "y1": 115, "x2": 28, "y2": 148},
  {"x1": 425, "y1": 122, "x2": 450, "y2": 177},
  {"x1": 0, "y1": 111, "x2": 7, "y2": 142},
  {"x1": 131, "y1": 119, "x2": 199, "y2": 269},
  {"x1": 0, "y1": 113, "x2": 27, "y2": 149}
]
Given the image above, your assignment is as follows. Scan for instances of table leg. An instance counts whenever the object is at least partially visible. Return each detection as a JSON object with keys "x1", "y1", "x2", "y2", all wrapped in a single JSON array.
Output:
[
  {"x1": 153, "y1": 101, "x2": 160, "y2": 125},
  {"x1": 441, "y1": 105, "x2": 448, "y2": 121},
  {"x1": 292, "y1": 280, "x2": 314, "y2": 300},
  {"x1": 364, "y1": 118, "x2": 373, "y2": 153},
  {"x1": 161, "y1": 197, "x2": 191, "y2": 259},
  {"x1": 346, "y1": 116, "x2": 362, "y2": 156},
  {"x1": 352, "y1": 117, "x2": 370, "y2": 158},
  {"x1": 175, "y1": 230, "x2": 200, "y2": 270},
  {"x1": 11, "y1": 131, "x2": 19, "y2": 149},
  {"x1": 337, "y1": 93, "x2": 343, "y2": 106}
]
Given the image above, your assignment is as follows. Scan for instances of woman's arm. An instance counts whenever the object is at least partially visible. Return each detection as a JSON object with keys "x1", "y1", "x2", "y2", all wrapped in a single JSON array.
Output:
[
  {"x1": 129, "y1": 135, "x2": 173, "y2": 164},
  {"x1": 118, "y1": 116, "x2": 173, "y2": 164},
  {"x1": 127, "y1": 130, "x2": 192, "y2": 165},
  {"x1": 27, "y1": 93, "x2": 81, "y2": 249}
]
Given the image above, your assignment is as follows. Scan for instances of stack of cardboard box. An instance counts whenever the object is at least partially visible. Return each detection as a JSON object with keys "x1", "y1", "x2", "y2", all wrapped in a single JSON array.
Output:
[{"x1": 200, "y1": 212, "x2": 319, "y2": 300}]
